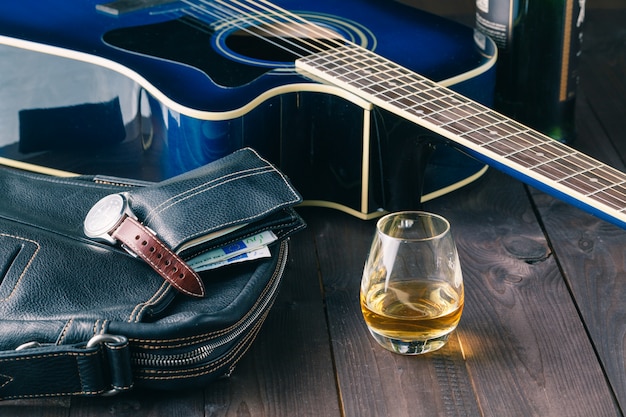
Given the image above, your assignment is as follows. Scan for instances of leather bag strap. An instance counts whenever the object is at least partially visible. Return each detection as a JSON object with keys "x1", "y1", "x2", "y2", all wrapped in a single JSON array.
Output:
[
  {"x1": 112, "y1": 216, "x2": 205, "y2": 297},
  {"x1": 0, "y1": 335, "x2": 133, "y2": 400}
]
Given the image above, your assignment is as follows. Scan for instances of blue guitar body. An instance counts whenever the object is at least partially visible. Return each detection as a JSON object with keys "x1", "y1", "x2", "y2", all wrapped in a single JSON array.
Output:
[{"x1": 0, "y1": 0, "x2": 496, "y2": 218}]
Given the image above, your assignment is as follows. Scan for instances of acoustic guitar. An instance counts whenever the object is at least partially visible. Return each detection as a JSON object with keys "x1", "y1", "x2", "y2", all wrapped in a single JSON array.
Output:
[{"x1": 0, "y1": 0, "x2": 624, "y2": 229}]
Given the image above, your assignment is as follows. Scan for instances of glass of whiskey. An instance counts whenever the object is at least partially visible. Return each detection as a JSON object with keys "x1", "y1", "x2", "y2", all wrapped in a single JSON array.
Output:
[{"x1": 360, "y1": 211, "x2": 464, "y2": 355}]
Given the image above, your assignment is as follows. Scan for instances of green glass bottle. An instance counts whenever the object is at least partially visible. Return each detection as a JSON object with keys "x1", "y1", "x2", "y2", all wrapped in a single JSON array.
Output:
[{"x1": 475, "y1": 0, "x2": 585, "y2": 143}]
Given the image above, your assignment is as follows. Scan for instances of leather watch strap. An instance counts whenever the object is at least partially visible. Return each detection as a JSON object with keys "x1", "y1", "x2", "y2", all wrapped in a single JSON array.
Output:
[{"x1": 112, "y1": 216, "x2": 205, "y2": 298}]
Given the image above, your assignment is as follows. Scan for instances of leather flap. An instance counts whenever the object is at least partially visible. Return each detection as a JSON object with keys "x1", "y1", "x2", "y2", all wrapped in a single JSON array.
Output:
[{"x1": 127, "y1": 148, "x2": 304, "y2": 252}]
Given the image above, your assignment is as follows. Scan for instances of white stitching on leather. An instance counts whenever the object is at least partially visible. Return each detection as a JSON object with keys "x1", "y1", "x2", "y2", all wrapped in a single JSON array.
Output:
[{"x1": 0, "y1": 234, "x2": 40, "y2": 302}]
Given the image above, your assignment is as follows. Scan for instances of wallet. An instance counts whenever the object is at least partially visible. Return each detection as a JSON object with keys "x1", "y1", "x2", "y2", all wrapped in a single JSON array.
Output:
[{"x1": 0, "y1": 147, "x2": 305, "y2": 400}]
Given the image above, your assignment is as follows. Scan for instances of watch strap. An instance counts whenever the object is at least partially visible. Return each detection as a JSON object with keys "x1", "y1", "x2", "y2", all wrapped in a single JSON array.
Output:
[{"x1": 112, "y1": 216, "x2": 205, "y2": 298}]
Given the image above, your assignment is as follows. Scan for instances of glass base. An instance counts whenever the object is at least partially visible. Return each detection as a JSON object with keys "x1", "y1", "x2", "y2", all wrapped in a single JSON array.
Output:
[{"x1": 368, "y1": 329, "x2": 450, "y2": 355}]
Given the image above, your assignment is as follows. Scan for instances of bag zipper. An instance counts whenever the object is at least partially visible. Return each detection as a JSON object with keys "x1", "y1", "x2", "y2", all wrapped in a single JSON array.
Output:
[{"x1": 130, "y1": 240, "x2": 288, "y2": 370}]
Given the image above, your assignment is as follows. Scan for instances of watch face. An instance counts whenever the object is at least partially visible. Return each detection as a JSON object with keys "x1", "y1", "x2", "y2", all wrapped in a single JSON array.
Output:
[{"x1": 84, "y1": 194, "x2": 126, "y2": 238}]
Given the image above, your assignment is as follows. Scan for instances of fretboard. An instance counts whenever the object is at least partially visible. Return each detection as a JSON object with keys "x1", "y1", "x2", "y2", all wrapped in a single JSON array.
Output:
[{"x1": 296, "y1": 44, "x2": 626, "y2": 228}]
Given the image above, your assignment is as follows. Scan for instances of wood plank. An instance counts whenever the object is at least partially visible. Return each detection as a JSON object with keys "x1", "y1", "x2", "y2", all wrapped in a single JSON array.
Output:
[
  {"x1": 435, "y1": 170, "x2": 620, "y2": 417},
  {"x1": 69, "y1": 389, "x2": 203, "y2": 417},
  {"x1": 312, "y1": 165, "x2": 620, "y2": 416},
  {"x1": 305, "y1": 208, "x2": 482, "y2": 417},
  {"x1": 527, "y1": 8, "x2": 626, "y2": 412},
  {"x1": 530, "y1": 188, "x2": 626, "y2": 414},
  {"x1": 0, "y1": 398, "x2": 70, "y2": 417},
  {"x1": 576, "y1": 9, "x2": 626, "y2": 160},
  {"x1": 202, "y1": 225, "x2": 342, "y2": 417}
]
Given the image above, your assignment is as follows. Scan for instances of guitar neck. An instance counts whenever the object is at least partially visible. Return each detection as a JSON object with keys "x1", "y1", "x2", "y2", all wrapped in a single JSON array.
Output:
[{"x1": 296, "y1": 44, "x2": 626, "y2": 229}]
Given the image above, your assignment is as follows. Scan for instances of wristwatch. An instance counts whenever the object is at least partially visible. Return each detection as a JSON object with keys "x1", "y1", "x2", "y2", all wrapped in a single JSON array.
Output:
[{"x1": 84, "y1": 193, "x2": 205, "y2": 298}]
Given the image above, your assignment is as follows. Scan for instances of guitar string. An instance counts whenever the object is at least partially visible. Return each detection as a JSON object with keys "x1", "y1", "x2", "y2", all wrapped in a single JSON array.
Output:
[
  {"x1": 220, "y1": 0, "x2": 352, "y2": 51},
  {"x1": 185, "y1": 0, "x2": 343, "y2": 58},
  {"x1": 229, "y1": 3, "x2": 616, "y2": 188},
  {"x1": 333, "y1": 49, "x2": 626, "y2": 202},
  {"x1": 222, "y1": 1, "x2": 626, "y2": 205},
  {"x1": 292, "y1": 38, "x2": 626, "y2": 200},
  {"x1": 180, "y1": 0, "x2": 313, "y2": 56},
  {"x1": 177, "y1": 0, "x2": 626, "y2": 206},
  {"x1": 317, "y1": 48, "x2": 626, "y2": 199},
  {"x1": 245, "y1": 2, "x2": 626, "y2": 205}
]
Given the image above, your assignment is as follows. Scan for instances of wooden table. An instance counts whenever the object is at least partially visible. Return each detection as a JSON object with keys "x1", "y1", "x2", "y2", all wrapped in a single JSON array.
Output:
[{"x1": 1, "y1": 1, "x2": 625, "y2": 416}]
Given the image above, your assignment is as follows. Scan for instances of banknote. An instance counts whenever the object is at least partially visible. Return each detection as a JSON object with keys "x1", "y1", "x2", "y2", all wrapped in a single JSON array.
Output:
[{"x1": 188, "y1": 230, "x2": 277, "y2": 271}]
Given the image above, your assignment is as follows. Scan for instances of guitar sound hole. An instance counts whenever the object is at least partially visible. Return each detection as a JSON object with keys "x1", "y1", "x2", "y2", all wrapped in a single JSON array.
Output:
[
  {"x1": 103, "y1": 16, "x2": 353, "y2": 87},
  {"x1": 225, "y1": 23, "x2": 344, "y2": 63}
]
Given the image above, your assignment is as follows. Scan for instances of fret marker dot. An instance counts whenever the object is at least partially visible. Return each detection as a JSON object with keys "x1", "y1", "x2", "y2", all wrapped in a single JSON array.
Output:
[
  {"x1": 590, "y1": 178, "x2": 599, "y2": 182},
  {"x1": 489, "y1": 130, "x2": 498, "y2": 135},
  {"x1": 536, "y1": 152, "x2": 545, "y2": 157}
]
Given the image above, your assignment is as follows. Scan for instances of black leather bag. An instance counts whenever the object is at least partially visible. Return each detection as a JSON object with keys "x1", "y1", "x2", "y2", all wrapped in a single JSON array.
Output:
[{"x1": 0, "y1": 148, "x2": 305, "y2": 400}]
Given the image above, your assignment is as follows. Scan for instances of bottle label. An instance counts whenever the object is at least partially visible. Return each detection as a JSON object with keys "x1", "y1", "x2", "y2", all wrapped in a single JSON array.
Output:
[
  {"x1": 474, "y1": 0, "x2": 519, "y2": 51},
  {"x1": 475, "y1": 0, "x2": 586, "y2": 142},
  {"x1": 476, "y1": 0, "x2": 489, "y2": 13}
]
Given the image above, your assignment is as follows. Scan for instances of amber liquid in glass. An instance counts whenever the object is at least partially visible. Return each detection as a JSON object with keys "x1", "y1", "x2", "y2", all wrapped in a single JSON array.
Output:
[{"x1": 360, "y1": 280, "x2": 464, "y2": 343}]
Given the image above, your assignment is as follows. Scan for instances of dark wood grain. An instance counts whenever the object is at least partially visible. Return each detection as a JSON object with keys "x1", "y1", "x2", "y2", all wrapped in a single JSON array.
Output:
[
  {"x1": 1, "y1": 1, "x2": 625, "y2": 416},
  {"x1": 531, "y1": 190, "x2": 626, "y2": 412},
  {"x1": 432, "y1": 170, "x2": 620, "y2": 417},
  {"x1": 528, "y1": 6, "x2": 626, "y2": 413},
  {"x1": 202, "y1": 224, "x2": 342, "y2": 417},
  {"x1": 0, "y1": 398, "x2": 70, "y2": 417},
  {"x1": 575, "y1": 8, "x2": 626, "y2": 162},
  {"x1": 69, "y1": 390, "x2": 204, "y2": 417},
  {"x1": 307, "y1": 209, "x2": 482, "y2": 417}
]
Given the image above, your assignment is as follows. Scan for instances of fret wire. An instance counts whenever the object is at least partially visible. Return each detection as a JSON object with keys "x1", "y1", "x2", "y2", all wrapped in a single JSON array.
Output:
[
  {"x1": 556, "y1": 152, "x2": 609, "y2": 180},
  {"x1": 560, "y1": 173, "x2": 612, "y2": 196},
  {"x1": 475, "y1": 122, "x2": 626, "y2": 201},
  {"x1": 561, "y1": 170, "x2": 626, "y2": 197},
  {"x1": 587, "y1": 167, "x2": 626, "y2": 187},
  {"x1": 304, "y1": 47, "x2": 626, "y2": 205},
  {"x1": 458, "y1": 114, "x2": 514, "y2": 144},
  {"x1": 298, "y1": 44, "x2": 626, "y2": 218},
  {"x1": 470, "y1": 124, "x2": 530, "y2": 148},
  {"x1": 439, "y1": 105, "x2": 577, "y2": 168},
  {"x1": 544, "y1": 153, "x2": 626, "y2": 196},
  {"x1": 325, "y1": 49, "x2": 607, "y2": 183},
  {"x1": 482, "y1": 135, "x2": 545, "y2": 157},
  {"x1": 317, "y1": 47, "x2": 494, "y2": 128},
  {"x1": 533, "y1": 141, "x2": 597, "y2": 174},
  {"x1": 428, "y1": 107, "x2": 494, "y2": 134},
  {"x1": 587, "y1": 186, "x2": 626, "y2": 210},
  {"x1": 587, "y1": 165, "x2": 626, "y2": 191},
  {"x1": 399, "y1": 91, "x2": 495, "y2": 129},
  {"x1": 589, "y1": 171, "x2": 626, "y2": 201},
  {"x1": 581, "y1": 171, "x2": 622, "y2": 189},
  {"x1": 323, "y1": 51, "x2": 458, "y2": 114},
  {"x1": 457, "y1": 116, "x2": 621, "y2": 187},
  {"x1": 511, "y1": 140, "x2": 573, "y2": 163},
  {"x1": 458, "y1": 109, "x2": 546, "y2": 150},
  {"x1": 461, "y1": 115, "x2": 570, "y2": 168},
  {"x1": 565, "y1": 158, "x2": 626, "y2": 207},
  {"x1": 551, "y1": 154, "x2": 595, "y2": 177},
  {"x1": 450, "y1": 119, "x2": 505, "y2": 139},
  {"x1": 337, "y1": 68, "x2": 438, "y2": 100},
  {"x1": 434, "y1": 105, "x2": 621, "y2": 191},
  {"x1": 508, "y1": 142, "x2": 572, "y2": 170},
  {"x1": 378, "y1": 75, "x2": 440, "y2": 101},
  {"x1": 366, "y1": 76, "x2": 445, "y2": 106}
]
